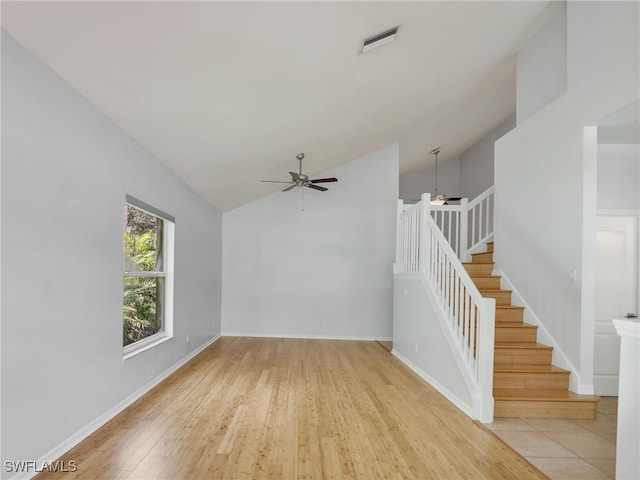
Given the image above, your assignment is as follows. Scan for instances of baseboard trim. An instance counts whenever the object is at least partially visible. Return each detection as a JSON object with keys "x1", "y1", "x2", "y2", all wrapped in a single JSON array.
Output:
[
  {"x1": 391, "y1": 349, "x2": 473, "y2": 418},
  {"x1": 221, "y1": 332, "x2": 393, "y2": 342},
  {"x1": 11, "y1": 335, "x2": 221, "y2": 480}
]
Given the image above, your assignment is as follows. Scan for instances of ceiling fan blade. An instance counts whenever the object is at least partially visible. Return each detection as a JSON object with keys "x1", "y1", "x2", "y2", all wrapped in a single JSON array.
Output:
[
  {"x1": 306, "y1": 184, "x2": 328, "y2": 192},
  {"x1": 261, "y1": 180, "x2": 294, "y2": 184},
  {"x1": 446, "y1": 196, "x2": 463, "y2": 201},
  {"x1": 289, "y1": 171, "x2": 301, "y2": 182},
  {"x1": 282, "y1": 184, "x2": 297, "y2": 192},
  {"x1": 310, "y1": 177, "x2": 338, "y2": 183}
]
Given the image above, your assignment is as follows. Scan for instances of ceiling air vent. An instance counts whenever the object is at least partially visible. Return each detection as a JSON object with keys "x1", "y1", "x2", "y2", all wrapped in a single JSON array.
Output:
[{"x1": 361, "y1": 26, "x2": 399, "y2": 54}]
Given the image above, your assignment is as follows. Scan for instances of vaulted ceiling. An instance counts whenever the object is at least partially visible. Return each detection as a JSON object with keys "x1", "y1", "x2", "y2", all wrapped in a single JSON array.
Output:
[{"x1": 1, "y1": 1, "x2": 550, "y2": 211}]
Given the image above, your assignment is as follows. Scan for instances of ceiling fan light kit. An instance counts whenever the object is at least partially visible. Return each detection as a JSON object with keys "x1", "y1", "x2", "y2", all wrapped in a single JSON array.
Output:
[{"x1": 260, "y1": 153, "x2": 338, "y2": 193}]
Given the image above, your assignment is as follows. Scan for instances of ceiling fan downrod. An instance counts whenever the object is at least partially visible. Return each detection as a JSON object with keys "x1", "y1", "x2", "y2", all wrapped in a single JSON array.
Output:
[{"x1": 430, "y1": 147, "x2": 441, "y2": 197}]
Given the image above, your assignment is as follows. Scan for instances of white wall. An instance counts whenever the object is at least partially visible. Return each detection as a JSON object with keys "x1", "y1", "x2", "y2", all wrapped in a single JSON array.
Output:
[
  {"x1": 494, "y1": 1, "x2": 639, "y2": 392},
  {"x1": 222, "y1": 145, "x2": 398, "y2": 339},
  {"x1": 597, "y1": 144, "x2": 640, "y2": 210},
  {"x1": 1, "y1": 31, "x2": 223, "y2": 474},
  {"x1": 516, "y1": 2, "x2": 567, "y2": 125}
]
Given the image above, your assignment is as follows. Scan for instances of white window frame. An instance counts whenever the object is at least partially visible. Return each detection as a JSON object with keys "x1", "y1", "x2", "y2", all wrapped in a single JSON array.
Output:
[{"x1": 123, "y1": 195, "x2": 175, "y2": 359}]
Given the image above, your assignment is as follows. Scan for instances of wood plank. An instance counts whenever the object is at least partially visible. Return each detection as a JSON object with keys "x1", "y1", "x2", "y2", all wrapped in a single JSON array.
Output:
[
  {"x1": 496, "y1": 306, "x2": 525, "y2": 324},
  {"x1": 494, "y1": 365, "x2": 570, "y2": 390},
  {"x1": 479, "y1": 289, "x2": 512, "y2": 306},
  {"x1": 472, "y1": 275, "x2": 502, "y2": 290},
  {"x1": 494, "y1": 390, "x2": 599, "y2": 419},
  {"x1": 34, "y1": 337, "x2": 546, "y2": 480},
  {"x1": 494, "y1": 343, "x2": 553, "y2": 365},
  {"x1": 495, "y1": 324, "x2": 539, "y2": 344},
  {"x1": 471, "y1": 251, "x2": 494, "y2": 263},
  {"x1": 463, "y1": 262, "x2": 494, "y2": 276}
]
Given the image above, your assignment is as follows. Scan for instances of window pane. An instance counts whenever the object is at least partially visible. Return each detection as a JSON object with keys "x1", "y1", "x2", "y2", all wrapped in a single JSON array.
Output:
[
  {"x1": 124, "y1": 205, "x2": 163, "y2": 272},
  {"x1": 123, "y1": 276, "x2": 164, "y2": 346}
]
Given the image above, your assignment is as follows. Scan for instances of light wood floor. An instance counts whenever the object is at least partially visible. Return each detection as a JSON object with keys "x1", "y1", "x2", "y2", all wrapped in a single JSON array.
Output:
[{"x1": 36, "y1": 337, "x2": 546, "y2": 479}]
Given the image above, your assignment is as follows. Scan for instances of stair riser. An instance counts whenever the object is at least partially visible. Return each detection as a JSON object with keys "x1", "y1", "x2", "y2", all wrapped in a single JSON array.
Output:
[
  {"x1": 494, "y1": 373, "x2": 570, "y2": 391},
  {"x1": 494, "y1": 348, "x2": 552, "y2": 365},
  {"x1": 494, "y1": 400, "x2": 597, "y2": 419},
  {"x1": 464, "y1": 263, "x2": 493, "y2": 276},
  {"x1": 471, "y1": 252, "x2": 494, "y2": 263},
  {"x1": 495, "y1": 327, "x2": 538, "y2": 344},
  {"x1": 472, "y1": 277, "x2": 501, "y2": 289},
  {"x1": 481, "y1": 291, "x2": 512, "y2": 306},
  {"x1": 496, "y1": 308, "x2": 524, "y2": 324},
  {"x1": 486, "y1": 242, "x2": 494, "y2": 253}
]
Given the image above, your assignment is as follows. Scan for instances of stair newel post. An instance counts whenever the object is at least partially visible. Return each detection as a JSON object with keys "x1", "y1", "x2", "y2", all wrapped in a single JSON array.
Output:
[
  {"x1": 395, "y1": 199, "x2": 404, "y2": 273},
  {"x1": 477, "y1": 297, "x2": 496, "y2": 423},
  {"x1": 459, "y1": 197, "x2": 469, "y2": 262},
  {"x1": 420, "y1": 193, "x2": 431, "y2": 273}
]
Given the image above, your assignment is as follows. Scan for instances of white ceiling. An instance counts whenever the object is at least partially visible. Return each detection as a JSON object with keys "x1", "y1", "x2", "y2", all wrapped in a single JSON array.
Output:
[{"x1": 1, "y1": 1, "x2": 549, "y2": 212}]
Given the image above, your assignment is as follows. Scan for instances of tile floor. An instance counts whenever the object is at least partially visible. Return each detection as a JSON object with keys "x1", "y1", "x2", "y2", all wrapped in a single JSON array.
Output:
[{"x1": 484, "y1": 397, "x2": 618, "y2": 479}]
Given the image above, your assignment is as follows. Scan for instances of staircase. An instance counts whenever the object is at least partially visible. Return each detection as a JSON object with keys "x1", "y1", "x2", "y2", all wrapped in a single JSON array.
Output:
[{"x1": 464, "y1": 242, "x2": 599, "y2": 419}]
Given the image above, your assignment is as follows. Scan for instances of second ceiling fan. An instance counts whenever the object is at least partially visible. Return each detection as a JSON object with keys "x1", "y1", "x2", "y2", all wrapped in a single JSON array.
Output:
[
  {"x1": 430, "y1": 147, "x2": 462, "y2": 204},
  {"x1": 260, "y1": 153, "x2": 338, "y2": 192}
]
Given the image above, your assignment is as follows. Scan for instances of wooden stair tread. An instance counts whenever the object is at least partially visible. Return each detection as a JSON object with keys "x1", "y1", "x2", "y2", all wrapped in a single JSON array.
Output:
[
  {"x1": 497, "y1": 305, "x2": 524, "y2": 311},
  {"x1": 494, "y1": 364, "x2": 569, "y2": 374},
  {"x1": 494, "y1": 342, "x2": 552, "y2": 349},
  {"x1": 494, "y1": 389, "x2": 599, "y2": 402},
  {"x1": 495, "y1": 323, "x2": 537, "y2": 329},
  {"x1": 463, "y1": 262, "x2": 494, "y2": 266}
]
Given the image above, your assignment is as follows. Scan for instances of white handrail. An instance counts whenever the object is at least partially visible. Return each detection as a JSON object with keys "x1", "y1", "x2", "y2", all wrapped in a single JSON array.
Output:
[{"x1": 396, "y1": 193, "x2": 495, "y2": 421}]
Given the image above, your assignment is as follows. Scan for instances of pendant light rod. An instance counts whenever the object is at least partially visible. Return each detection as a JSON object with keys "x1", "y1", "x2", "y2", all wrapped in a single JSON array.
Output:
[{"x1": 430, "y1": 147, "x2": 441, "y2": 195}]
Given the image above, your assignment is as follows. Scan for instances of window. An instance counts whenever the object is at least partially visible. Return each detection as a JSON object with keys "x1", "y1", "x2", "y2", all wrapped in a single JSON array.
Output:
[{"x1": 123, "y1": 196, "x2": 174, "y2": 356}]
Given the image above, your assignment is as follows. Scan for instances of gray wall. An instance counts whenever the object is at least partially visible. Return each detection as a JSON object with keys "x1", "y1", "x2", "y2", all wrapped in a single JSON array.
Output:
[
  {"x1": 460, "y1": 114, "x2": 516, "y2": 199},
  {"x1": 399, "y1": 114, "x2": 515, "y2": 202},
  {"x1": 597, "y1": 144, "x2": 640, "y2": 210},
  {"x1": 222, "y1": 145, "x2": 398, "y2": 339},
  {"x1": 399, "y1": 156, "x2": 461, "y2": 203},
  {"x1": 1, "y1": 31, "x2": 223, "y2": 471}
]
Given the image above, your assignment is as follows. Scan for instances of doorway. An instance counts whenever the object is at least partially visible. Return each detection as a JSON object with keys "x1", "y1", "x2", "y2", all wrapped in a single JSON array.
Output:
[{"x1": 593, "y1": 214, "x2": 638, "y2": 395}]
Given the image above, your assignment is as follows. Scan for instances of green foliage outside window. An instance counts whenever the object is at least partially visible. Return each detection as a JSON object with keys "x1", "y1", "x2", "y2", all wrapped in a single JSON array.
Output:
[{"x1": 123, "y1": 206, "x2": 164, "y2": 347}]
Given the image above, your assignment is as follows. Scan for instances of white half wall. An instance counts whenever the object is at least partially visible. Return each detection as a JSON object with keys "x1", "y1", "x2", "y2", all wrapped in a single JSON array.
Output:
[
  {"x1": 1, "y1": 31, "x2": 223, "y2": 475},
  {"x1": 494, "y1": 1, "x2": 638, "y2": 391},
  {"x1": 222, "y1": 145, "x2": 398, "y2": 339},
  {"x1": 392, "y1": 277, "x2": 474, "y2": 415}
]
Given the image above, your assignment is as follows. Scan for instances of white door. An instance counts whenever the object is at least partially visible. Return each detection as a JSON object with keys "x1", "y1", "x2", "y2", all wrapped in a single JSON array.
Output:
[{"x1": 594, "y1": 215, "x2": 638, "y2": 396}]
